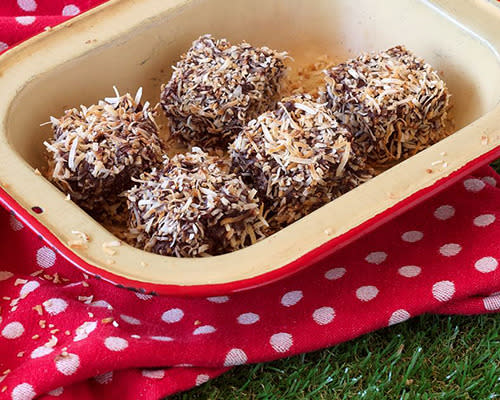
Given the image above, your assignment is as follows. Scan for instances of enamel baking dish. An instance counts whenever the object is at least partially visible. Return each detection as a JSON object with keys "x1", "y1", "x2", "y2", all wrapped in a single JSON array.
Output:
[{"x1": 0, "y1": 0, "x2": 499, "y2": 296}]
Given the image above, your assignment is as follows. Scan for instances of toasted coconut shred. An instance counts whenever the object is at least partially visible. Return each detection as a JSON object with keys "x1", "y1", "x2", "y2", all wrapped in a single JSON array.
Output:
[
  {"x1": 44, "y1": 88, "x2": 165, "y2": 214},
  {"x1": 160, "y1": 34, "x2": 288, "y2": 149},
  {"x1": 320, "y1": 46, "x2": 451, "y2": 164},
  {"x1": 230, "y1": 94, "x2": 372, "y2": 230},
  {"x1": 126, "y1": 148, "x2": 268, "y2": 257}
]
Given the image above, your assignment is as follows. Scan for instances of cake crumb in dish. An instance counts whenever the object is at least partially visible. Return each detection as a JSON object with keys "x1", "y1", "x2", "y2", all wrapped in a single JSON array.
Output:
[
  {"x1": 102, "y1": 247, "x2": 116, "y2": 256},
  {"x1": 230, "y1": 94, "x2": 372, "y2": 230},
  {"x1": 321, "y1": 45, "x2": 451, "y2": 164},
  {"x1": 71, "y1": 230, "x2": 90, "y2": 242},
  {"x1": 102, "y1": 240, "x2": 121, "y2": 256},
  {"x1": 67, "y1": 239, "x2": 88, "y2": 249},
  {"x1": 283, "y1": 54, "x2": 338, "y2": 97},
  {"x1": 126, "y1": 148, "x2": 268, "y2": 257},
  {"x1": 103, "y1": 240, "x2": 121, "y2": 247},
  {"x1": 44, "y1": 87, "x2": 165, "y2": 215},
  {"x1": 160, "y1": 34, "x2": 288, "y2": 149}
]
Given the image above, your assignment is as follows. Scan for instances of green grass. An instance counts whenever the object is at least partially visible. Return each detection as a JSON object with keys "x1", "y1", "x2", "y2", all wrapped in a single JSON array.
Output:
[
  {"x1": 492, "y1": 158, "x2": 500, "y2": 173},
  {"x1": 172, "y1": 160, "x2": 500, "y2": 400},
  {"x1": 173, "y1": 315, "x2": 500, "y2": 399}
]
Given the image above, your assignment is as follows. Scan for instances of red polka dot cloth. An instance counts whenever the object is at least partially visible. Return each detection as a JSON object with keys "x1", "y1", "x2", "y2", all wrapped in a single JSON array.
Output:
[{"x1": 1, "y1": 2, "x2": 500, "y2": 399}]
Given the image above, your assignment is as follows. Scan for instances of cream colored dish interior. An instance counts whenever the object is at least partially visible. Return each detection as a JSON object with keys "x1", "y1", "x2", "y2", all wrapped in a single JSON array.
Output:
[{"x1": 0, "y1": 0, "x2": 499, "y2": 286}]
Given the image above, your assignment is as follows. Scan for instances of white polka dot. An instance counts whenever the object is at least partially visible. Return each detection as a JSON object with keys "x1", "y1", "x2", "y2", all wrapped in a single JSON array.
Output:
[
  {"x1": 16, "y1": 16, "x2": 36, "y2": 25},
  {"x1": 30, "y1": 346, "x2": 54, "y2": 359},
  {"x1": 207, "y1": 296, "x2": 229, "y2": 303},
  {"x1": 193, "y1": 325, "x2": 216, "y2": 335},
  {"x1": 47, "y1": 387, "x2": 63, "y2": 397},
  {"x1": 150, "y1": 335, "x2": 173, "y2": 342},
  {"x1": 9, "y1": 215, "x2": 23, "y2": 231},
  {"x1": 135, "y1": 293, "x2": 153, "y2": 301},
  {"x1": 432, "y1": 280, "x2": 455, "y2": 302},
  {"x1": 481, "y1": 176, "x2": 497, "y2": 187},
  {"x1": 11, "y1": 383, "x2": 36, "y2": 400},
  {"x1": 464, "y1": 178, "x2": 485, "y2": 192},
  {"x1": 474, "y1": 257, "x2": 498, "y2": 273},
  {"x1": 388, "y1": 309, "x2": 410, "y2": 326},
  {"x1": 94, "y1": 371, "x2": 113, "y2": 384},
  {"x1": 55, "y1": 353, "x2": 80, "y2": 375},
  {"x1": 401, "y1": 231, "x2": 423, "y2": 243},
  {"x1": 104, "y1": 336, "x2": 128, "y2": 351},
  {"x1": 237, "y1": 312, "x2": 260, "y2": 325},
  {"x1": 312, "y1": 307, "x2": 335, "y2": 325},
  {"x1": 281, "y1": 290, "x2": 303, "y2": 307},
  {"x1": 0, "y1": 42, "x2": 8, "y2": 52},
  {"x1": 224, "y1": 348, "x2": 247, "y2": 366},
  {"x1": 17, "y1": 0, "x2": 37, "y2": 11},
  {"x1": 20, "y1": 281, "x2": 40, "y2": 298},
  {"x1": 161, "y1": 308, "x2": 184, "y2": 323},
  {"x1": 324, "y1": 267, "x2": 346, "y2": 280},
  {"x1": 483, "y1": 293, "x2": 500, "y2": 311},
  {"x1": 74, "y1": 321, "x2": 97, "y2": 342},
  {"x1": 270, "y1": 332, "x2": 293, "y2": 353},
  {"x1": 0, "y1": 271, "x2": 14, "y2": 281},
  {"x1": 37, "y1": 247, "x2": 56, "y2": 268},
  {"x1": 473, "y1": 214, "x2": 495, "y2": 227},
  {"x1": 356, "y1": 286, "x2": 379, "y2": 301},
  {"x1": 120, "y1": 314, "x2": 141, "y2": 325},
  {"x1": 439, "y1": 243, "x2": 462, "y2": 257},
  {"x1": 43, "y1": 298, "x2": 68, "y2": 315},
  {"x1": 90, "y1": 300, "x2": 113, "y2": 309},
  {"x1": 398, "y1": 265, "x2": 422, "y2": 278},
  {"x1": 196, "y1": 374, "x2": 210, "y2": 386},
  {"x1": 2, "y1": 321, "x2": 24, "y2": 339},
  {"x1": 365, "y1": 251, "x2": 387, "y2": 265},
  {"x1": 434, "y1": 204, "x2": 455, "y2": 220},
  {"x1": 62, "y1": 4, "x2": 80, "y2": 16},
  {"x1": 141, "y1": 369, "x2": 165, "y2": 379}
]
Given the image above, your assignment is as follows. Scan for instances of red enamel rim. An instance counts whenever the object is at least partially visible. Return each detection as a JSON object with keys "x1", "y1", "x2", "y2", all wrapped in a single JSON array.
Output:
[{"x1": 1, "y1": 146, "x2": 499, "y2": 296}]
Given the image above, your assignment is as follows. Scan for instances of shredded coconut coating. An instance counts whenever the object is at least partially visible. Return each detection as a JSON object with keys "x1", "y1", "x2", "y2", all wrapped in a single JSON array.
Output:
[
  {"x1": 126, "y1": 148, "x2": 268, "y2": 257},
  {"x1": 230, "y1": 94, "x2": 372, "y2": 230},
  {"x1": 44, "y1": 88, "x2": 165, "y2": 213},
  {"x1": 320, "y1": 46, "x2": 451, "y2": 164},
  {"x1": 160, "y1": 34, "x2": 288, "y2": 149}
]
